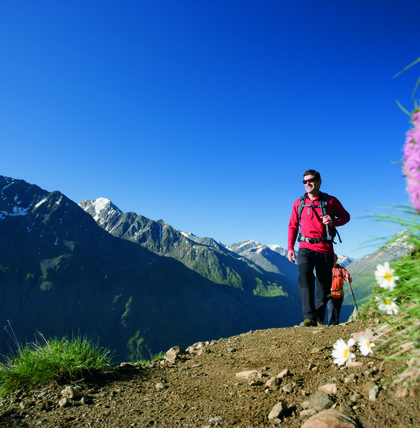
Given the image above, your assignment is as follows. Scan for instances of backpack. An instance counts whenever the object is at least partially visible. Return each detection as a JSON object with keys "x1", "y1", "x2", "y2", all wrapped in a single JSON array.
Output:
[
  {"x1": 297, "y1": 192, "x2": 342, "y2": 244},
  {"x1": 331, "y1": 266, "x2": 345, "y2": 299}
]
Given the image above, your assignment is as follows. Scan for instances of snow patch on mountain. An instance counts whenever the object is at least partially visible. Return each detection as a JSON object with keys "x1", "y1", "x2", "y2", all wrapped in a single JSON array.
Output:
[
  {"x1": 35, "y1": 198, "x2": 48, "y2": 209},
  {"x1": 227, "y1": 240, "x2": 354, "y2": 267},
  {"x1": 227, "y1": 240, "x2": 289, "y2": 257},
  {"x1": 0, "y1": 177, "x2": 47, "y2": 218},
  {"x1": 384, "y1": 229, "x2": 414, "y2": 252},
  {"x1": 181, "y1": 231, "x2": 197, "y2": 239},
  {"x1": 0, "y1": 205, "x2": 31, "y2": 218},
  {"x1": 227, "y1": 240, "x2": 267, "y2": 253},
  {"x1": 337, "y1": 255, "x2": 355, "y2": 267},
  {"x1": 80, "y1": 198, "x2": 122, "y2": 222},
  {"x1": 93, "y1": 197, "x2": 111, "y2": 215}
]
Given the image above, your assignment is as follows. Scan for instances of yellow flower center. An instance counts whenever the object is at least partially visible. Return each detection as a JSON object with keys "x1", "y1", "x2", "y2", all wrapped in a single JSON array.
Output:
[
  {"x1": 366, "y1": 342, "x2": 371, "y2": 349},
  {"x1": 385, "y1": 299, "x2": 392, "y2": 305},
  {"x1": 385, "y1": 272, "x2": 392, "y2": 281},
  {"x1": 344, "y1": 348, "x2": 349, "y2": 358}
]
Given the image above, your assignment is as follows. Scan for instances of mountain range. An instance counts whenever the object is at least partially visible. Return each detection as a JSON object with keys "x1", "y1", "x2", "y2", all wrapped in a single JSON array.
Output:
[
  {"x1": 0, "y1": 176, "x2": 413, "y2": 362},
  {"x1": 78, "y1": 198, "x2": 298, "y2": 297},
  {"x1": 0, "y1": 177, "x2": 301, "y2": 362}
]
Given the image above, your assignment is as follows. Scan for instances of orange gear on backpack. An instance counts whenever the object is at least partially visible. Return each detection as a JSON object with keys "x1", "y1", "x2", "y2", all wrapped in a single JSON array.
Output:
[{"x1": 331, "y1": 266, "x2": 345, "y2": 299}]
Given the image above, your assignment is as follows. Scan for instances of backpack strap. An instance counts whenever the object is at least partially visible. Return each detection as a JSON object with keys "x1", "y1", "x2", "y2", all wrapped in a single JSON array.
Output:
[
  {"x1": 334, "y1": 228, "x2": 342, "y2": 244},
  {"x1": 298, "y1": 192, "x2": 328, "y2": 219},
  {"x1": 319, "y1": 193, "x2": 332, "y2": 241},
  {"x1": 297, "y1": 194, "x2": 307, "y2": 219},
  {"x1": 297, "y1": 192, "x2": 341, "y2": 244}
]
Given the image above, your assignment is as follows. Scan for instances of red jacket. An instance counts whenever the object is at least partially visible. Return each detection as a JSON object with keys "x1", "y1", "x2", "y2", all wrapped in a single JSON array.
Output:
[{"x1": 288, "y1": 193, "x2": 350, "y2": 255}]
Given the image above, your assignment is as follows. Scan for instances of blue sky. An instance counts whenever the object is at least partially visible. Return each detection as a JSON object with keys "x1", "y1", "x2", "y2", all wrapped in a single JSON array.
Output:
[{"x1": 1, "y1": 0, "x2": 419, "y2": 259}]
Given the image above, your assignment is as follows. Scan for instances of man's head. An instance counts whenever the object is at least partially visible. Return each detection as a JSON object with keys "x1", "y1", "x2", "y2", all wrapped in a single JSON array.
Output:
[
  {"x1": 303, "y1": 169, "x2": 322, "y2": 195},
  {"x1": 303, "y1": 170, "x2": 321, "y2": 181}
]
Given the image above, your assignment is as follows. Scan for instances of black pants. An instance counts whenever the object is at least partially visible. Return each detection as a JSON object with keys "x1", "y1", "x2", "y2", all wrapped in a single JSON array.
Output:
[
  {"x1": 297, "y1": 248, "x2": 334, "y2": 322},
  {"x1": 327, "y1": 296, "x2": 343, "y2": 325}
]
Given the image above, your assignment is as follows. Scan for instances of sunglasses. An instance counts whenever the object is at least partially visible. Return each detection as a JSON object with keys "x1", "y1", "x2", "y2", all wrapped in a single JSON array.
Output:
[{"x1": 303, "y1": 178, "x2": 317, "y2": 184}]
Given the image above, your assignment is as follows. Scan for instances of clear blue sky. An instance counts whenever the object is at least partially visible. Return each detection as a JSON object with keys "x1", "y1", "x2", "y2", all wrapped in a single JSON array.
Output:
[{"x1": 1, "y1": 1, "x2": 419, "y2": 259}]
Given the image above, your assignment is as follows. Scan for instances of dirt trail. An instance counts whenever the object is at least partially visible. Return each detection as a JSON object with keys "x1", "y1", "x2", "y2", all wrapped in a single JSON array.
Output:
[{"x1": 0, "y1": 320, "x2": 419, "y2": 427}]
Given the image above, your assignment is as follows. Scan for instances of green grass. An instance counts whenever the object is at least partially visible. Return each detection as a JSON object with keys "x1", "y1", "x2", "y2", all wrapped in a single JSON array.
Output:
[
  {"x1": 0, "y1": 331, "x2": 113, "y2": 395},
  {"x1": 386, "y1": 233, "x2": 420, "y2": 354},
  {"x1": 133, "y1": 351, "x2": 165, "y2": 366},
  {"x1": 358, "y1": 207, "x2": 420, "y2": 386}
]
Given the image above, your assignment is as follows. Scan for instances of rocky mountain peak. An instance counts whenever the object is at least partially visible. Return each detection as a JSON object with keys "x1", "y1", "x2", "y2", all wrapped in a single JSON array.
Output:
[
  {"x1": 0, "y1": 176, "x2": 48, "y2": 218},
  {"x1": 79, "y1": 198, "x2": 122, "y2": 220}
]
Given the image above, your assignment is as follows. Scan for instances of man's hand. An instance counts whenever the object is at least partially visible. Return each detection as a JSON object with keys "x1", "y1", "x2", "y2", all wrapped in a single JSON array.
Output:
[
  {"x1": 322, "y1": 215, "x2": 333, "y2": 226},
  {"x1": 287, "y1": 250, "x2": 296, "y2": 263}
]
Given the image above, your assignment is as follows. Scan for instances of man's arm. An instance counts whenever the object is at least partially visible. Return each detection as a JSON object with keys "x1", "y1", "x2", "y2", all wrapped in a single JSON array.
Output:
[
  {"x1": 287, "y1": 199, "x2": 299, "y2": 263},
  {"x1": 331, "y1": 197, "x2": 350, "y2": 227}
]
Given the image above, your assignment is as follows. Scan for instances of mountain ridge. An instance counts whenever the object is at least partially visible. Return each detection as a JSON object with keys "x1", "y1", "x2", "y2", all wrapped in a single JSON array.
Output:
[
  {"x1": 0, "y1": 176, "x2": 302, "y2": 362},
  {"x1": 79, "y1": 197, "x2": 296, "y2": 297}
]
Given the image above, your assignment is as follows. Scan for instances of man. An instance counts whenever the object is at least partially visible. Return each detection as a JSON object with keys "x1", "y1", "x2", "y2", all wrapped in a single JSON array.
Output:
[
  {"x1": 328, "y1": 254, "x2": 352, "y2": 325},
  {"x1": 287, "y1": 170, "x2": 350, "y2": 327}
]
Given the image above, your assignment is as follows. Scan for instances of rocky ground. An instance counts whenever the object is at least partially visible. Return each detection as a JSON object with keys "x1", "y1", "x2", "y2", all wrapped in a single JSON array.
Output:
[{"x1": 0, "y1": 319, "x2": 419, "y2": 428}]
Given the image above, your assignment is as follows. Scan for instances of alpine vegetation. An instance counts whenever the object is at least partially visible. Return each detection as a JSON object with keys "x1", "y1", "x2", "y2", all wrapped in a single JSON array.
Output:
[
  {"x1": 0, "y1": 326, "x2": 112, "y2": 395},
  {"x1": 343, "y1": 61, "x2": 420, "y2": 387}
]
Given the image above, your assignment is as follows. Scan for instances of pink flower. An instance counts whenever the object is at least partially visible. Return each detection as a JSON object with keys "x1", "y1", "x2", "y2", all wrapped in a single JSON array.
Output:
[{"x1": 403, "y1": 109, "x2": 420, "y2": 212}]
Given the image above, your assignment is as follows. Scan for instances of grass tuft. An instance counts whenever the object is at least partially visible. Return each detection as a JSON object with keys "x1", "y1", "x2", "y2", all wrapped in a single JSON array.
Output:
[{"x1": 0, "y1": 329, "x2": 113, "y2": 395}]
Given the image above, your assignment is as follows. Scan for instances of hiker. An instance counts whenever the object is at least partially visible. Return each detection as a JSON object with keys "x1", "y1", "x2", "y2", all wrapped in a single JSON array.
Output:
[
  {"x1": 327, "y1": 254, "x2": 352, "y2": 325},
  {"x1": 287, "y1": 170, "x2": 350, "y2": 327}
]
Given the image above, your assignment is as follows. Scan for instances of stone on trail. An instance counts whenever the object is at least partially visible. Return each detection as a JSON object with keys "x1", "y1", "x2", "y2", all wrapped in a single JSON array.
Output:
[
  {"x1": 268, "y1": 401, "x2": 287, "y2": 420},
  {"x1": 277, "y1": 368, "x2": 290, "y2": 378},
  {"x1": 166, "y1": 345, "x2": 186, "y2": 361},
  {"x1": 58, "y1": 398, "x2": 70, "y2": 408},
  {"x1": 155, "y1": 382, "x2": 166, "y2": 390},
  {"x1": 318, "y1": 383, "x2": 338, "y2": 395},
  {"x1": 209, "y1": 416, "x2": 225, "y2": 423},
  {"x1": 346, "y1": 361, "x2": 363, "y2": 368},
  {"x1": 301, "y1": 409, "x2": 362, "y2": 428},
  {"x1": 265, "y1": 376, "x2": 281, "y2": 388},
  {"x1": 369, "y1": 385, "x2": 379, "y2": 401},
  {"x1": 235, "y1": 370, "x2": 261, "y2": 381},
  {"x1": 61, "y1": 386, "x2": 77, "y2": 399},
  {"x1": 300, "y1": 409, "x2": 317, "y2": 418},
  {"x1": 308, "y1": 390, "x2": 334, "y2": 411}
]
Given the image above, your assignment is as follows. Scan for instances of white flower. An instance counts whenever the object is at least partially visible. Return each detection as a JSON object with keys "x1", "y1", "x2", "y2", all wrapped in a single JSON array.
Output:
[
  {"x1": 358, "y1": 336, "x2": 375, "y2": 356},
  {"x1": 332, "y1": 338, "x2": 356, "y2": 366},
  {"x1": 375, "y1": 296, "x2": 399, "y2": 315},
  {"x1": 374, "y1": 262, "x2": 399, "y2": 291}
]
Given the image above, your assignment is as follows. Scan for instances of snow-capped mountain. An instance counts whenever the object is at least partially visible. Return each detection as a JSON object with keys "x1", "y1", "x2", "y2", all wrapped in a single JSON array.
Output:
[
  {"x1": 79, "y1": 198, "x2": 298, "y2": 297},
  {"x1": 336, "y1": 255, "x2": 354, "y2": 267},
  {"x1": 82, "y1": 197, "x2": 123, "y2": 223},
  {"x1": 227, "y1": 240, "x2": 290, "y2": 274},
  {"x1": 226, "y1": 240, "x2": 354, "y2": 273}
]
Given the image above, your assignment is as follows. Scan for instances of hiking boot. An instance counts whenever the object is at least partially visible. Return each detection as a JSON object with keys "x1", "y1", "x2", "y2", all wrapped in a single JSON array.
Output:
[
  {"x1": 299, "y1": 319, "x2": 317, "y2": 327},
  {"x1": 317, "y1": 321, "x2": 325, "y2": 326}
]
